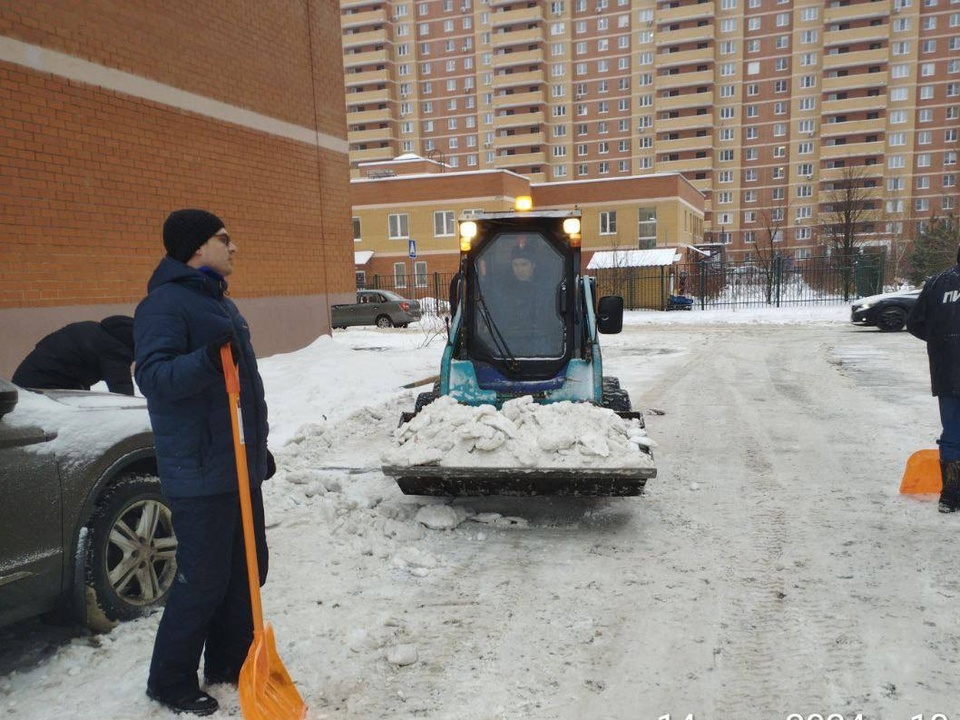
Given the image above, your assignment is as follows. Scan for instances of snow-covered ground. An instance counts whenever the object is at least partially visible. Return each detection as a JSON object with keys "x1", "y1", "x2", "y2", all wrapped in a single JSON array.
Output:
[{"x1": 3, "y1": 304, "x2": 956, "y2": 719}]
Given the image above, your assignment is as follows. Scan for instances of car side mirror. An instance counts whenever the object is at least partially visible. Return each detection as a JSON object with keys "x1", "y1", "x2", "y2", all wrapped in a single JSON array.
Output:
[
  {"x1": 0, "y1": 378, "x2": 19, "y2": 419},
  {"x1": 597, "y1": 295, "x2": 624, "y2": 334}
]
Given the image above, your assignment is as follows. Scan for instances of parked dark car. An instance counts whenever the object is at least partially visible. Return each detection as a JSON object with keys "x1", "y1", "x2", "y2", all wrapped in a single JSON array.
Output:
[
  {"x1": 332, "y1": 289, "x2": 423, "y2": 329},
  {"x1": 851, "y1": 288, "x2": 921, "y2": 332},
  {"x1": 0, "y1": 378, "x2": 175, "y2": 632}
]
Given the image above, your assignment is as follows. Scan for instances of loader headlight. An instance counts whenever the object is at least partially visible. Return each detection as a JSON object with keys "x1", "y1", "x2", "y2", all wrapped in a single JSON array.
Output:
[
  {"x1": 563, "y1": 218, "x2": 581, "y2": 235},
  {"x1": 459, "y1": 221, "x2": 477, "y2": 252},
  {"x1": 515, "y1": 195, "x2": 533, "y2": 212}
]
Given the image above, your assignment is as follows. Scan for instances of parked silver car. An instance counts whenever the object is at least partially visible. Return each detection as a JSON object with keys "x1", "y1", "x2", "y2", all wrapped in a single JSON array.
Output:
[
  {"x1": 0, "y1": 378, "x2": 176, "y2": 631},
  {"x1": 332, "y1": 289, "x2": 423, "y2": 329}
]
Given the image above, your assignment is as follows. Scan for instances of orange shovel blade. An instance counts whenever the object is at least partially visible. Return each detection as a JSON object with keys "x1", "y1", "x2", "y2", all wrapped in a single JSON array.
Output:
[
  {"x1": 238, "y1": 623, "x2": 307, "y2": 720},
  {"x1": 900, "y1": 449, "x2": 942, "y2": 494}
]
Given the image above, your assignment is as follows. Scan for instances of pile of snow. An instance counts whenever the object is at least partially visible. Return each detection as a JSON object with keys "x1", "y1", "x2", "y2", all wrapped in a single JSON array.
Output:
[{"x1": 381, "y1": 395, "x2": 655, "y2": 469}]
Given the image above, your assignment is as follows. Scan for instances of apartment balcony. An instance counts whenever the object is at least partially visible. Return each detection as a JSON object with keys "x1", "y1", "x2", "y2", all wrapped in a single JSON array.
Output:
[
  {"x1": 493, "y1": 90, "x2": 544, "y2": 110},
  {"x1": 657, "y1": 157, "x2": 713, "y2": 173},
  {"x1": 823, "y1": 26, "x2": 888, "y2": 48},
  {"x1": 494, "y1": 110, "x2": 545, "y2": 130},
  {"x1": 656, "y1": 136, "x2": 711, "y2": 154},
  {"x1": 347, "y1": 107, "x2": 393, "y2": 124},
  {"x1": 497, "y1": 150, "x2": 547, "y2": 167},
  {"x1": 658, "y1": 2, "x2": 715, "y2": 23},
  {"x1": 345, "y1": 88, "x2": 391, "y2": 107},
  {"x1": 819, "y1": 139, "x2": 886, "y2": 160},
  {"x1": 491, "y1": 27, "x2": 543, "y2": 48},
  {"x1": 658, "y1": 112, "x2": 714, "y2": 131},
  {"x1": 822, "y1": 47, "x2": 888, "y2": 69},
  {"x1": 493, "y1": 48, "x2": 544, "y2": 68},
  {"x1": 349, "y1": 145, "x2": 395, "y2": 163},
  {"x1": 656, "y1": 25, "x2": 715, "y2": 46},
  {"x1": 824, "y1": 1, "x2": 890, "y2": 25},
  {"x1": 658, "y1": 69, "x2": 713, "y2": 89},
  {"x1": 657, "y1": 47, "x2": 714, "y2": 69},
  {"x1": 821, "y1": 71, "x2": 887, "y2": 92},
  {"x1": 493, "y1": 69, "x2": 544, "y2": 90},
  {"x1": 348, "y1": 126, "x2": 394, "y2": 144},
  {"x1": 341, "y1": 0, "x2": 382, "y2": 9},
  {"x1": 490, "y1": 4, "x2": 543, "y2": 28},
  {"x1": 344, "y1": 68, "x2": 390, "y2": 88},
  {"x1": 495, "y1": 131, "x2": 545, "y2": 149},
  {"x1": 341, "y1": 28, "x2": 388, "y2": 49},
  {"x1": 657, "y1": 91, "x2": 713, "y2": 112},
  {"x1": 822, "y1": 95, "x2": 886, "y2": 114},
  {"x1": 820, "y1": 117, "x2": 885, "y2": 137},
  {"x1": 342, "y1": 48, "x2": 389, "y2": 68},
  {"x1": 341, "y1": 7, "x2": 386, "y2": 29}
]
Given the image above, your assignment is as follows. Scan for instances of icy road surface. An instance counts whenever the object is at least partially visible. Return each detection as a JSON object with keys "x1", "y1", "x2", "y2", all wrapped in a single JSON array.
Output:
[{"x1": 1, "y1": 317, "x2": 954, "y2": 719}]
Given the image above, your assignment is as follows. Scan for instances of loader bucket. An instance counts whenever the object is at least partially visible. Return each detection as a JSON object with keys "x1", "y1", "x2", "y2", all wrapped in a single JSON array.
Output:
[
  {"x1": 899, "y1": 449, "x2": 941, "y2": 494},
  {"x1": 382, "y1": 465, "x2": 656, "y2": 497}
]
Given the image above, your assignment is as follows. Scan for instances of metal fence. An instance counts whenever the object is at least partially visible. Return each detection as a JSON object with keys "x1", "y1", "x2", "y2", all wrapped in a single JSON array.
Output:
[{"x1": 360, "y1": 253, "x2": 892, "y2": 313}]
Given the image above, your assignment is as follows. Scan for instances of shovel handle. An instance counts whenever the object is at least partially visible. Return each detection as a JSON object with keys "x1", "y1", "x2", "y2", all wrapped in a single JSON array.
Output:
[{"x1": 221, "y1": 343, "x2": 265, "y2": 635}]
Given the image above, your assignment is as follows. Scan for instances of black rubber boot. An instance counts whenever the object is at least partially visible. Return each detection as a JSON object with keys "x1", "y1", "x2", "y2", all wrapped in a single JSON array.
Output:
[
  {"x1": 147, "y1": 685, "x2": 219, "y2": 716},
  {"x1": 939, "y1": 459, "x2": 960, "y2": 513}
]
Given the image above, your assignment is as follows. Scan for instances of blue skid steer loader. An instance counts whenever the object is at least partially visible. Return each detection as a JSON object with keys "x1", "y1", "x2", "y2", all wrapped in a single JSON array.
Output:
[{"x1": 382, "y1": 204, "x2": 656, "y2": 496}]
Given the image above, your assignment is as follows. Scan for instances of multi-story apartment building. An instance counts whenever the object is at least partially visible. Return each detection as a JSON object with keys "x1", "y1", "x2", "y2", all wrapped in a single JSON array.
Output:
[{"x1": 340, "y1": 0, "x2": 960, "y2": 262}]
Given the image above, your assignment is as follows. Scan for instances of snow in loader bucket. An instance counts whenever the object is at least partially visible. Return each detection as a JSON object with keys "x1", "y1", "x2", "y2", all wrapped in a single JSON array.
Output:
[
  {"x1": 382, "y1": 464, "x2": 655, "y2": 497},
  {"x1": 380, "y1": 396, "x2": 657, "y2": 497}
]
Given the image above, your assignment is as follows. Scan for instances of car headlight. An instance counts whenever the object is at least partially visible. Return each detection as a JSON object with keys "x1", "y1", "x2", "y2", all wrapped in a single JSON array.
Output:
[{"x1": 856, "y1": 302, "x2": 873, "y2": 311}]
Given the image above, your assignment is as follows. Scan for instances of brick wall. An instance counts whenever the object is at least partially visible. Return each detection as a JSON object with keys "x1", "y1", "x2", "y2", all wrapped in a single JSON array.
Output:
[{"x1": 0, "y1": 0, "x2": 353, "y2": 376}]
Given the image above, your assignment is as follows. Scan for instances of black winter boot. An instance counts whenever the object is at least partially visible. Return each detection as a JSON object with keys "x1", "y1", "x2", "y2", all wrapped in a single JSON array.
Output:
[{"x1": 939, "y1": 459, "x2": 960, "y2": 513}]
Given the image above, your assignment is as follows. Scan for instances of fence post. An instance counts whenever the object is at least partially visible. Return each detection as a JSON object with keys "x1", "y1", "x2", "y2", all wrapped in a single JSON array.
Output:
[
  {"x1": 660, "y1": 266, "x2": 666, "y2": 311},
  {"x1": 774, "y1": 252, "x2": 782, "y2": 308},
  {"x1": 373, "y1": 274, "x2": 380, "y2": 290},
  {"x1": 699, "y1": 258, "x2": 706, "y2": 310}
]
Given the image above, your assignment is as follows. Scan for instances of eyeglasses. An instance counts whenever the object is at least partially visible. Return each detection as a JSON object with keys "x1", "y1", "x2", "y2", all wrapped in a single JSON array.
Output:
[{"x1": 212, "y1": 232, "x2": 232, "y2": 247}]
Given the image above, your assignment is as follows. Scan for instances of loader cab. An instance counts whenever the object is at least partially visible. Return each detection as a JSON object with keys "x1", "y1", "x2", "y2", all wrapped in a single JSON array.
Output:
[{"x1": 458, "y1": 212, "x2": 581, "y2": 383}]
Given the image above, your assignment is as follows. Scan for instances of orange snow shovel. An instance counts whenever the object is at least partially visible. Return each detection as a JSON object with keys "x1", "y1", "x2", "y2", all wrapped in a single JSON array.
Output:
[
  {"x1": 221, "y1": 345, "x2": 307, "y2": 720},
  {"x1": 900, "y1": 449, "x2": 942, "y2": 494}
]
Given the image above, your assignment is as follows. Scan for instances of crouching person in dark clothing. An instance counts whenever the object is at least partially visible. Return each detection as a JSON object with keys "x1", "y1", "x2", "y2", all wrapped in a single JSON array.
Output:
[
  {"x1": 13, "y1": 315, "x2": 135, "y2": 395},
  {"x1": 135, "y1": 209, "x2": 275, "y2": 716},
  {"x1": 907, "y1": 243, "x2": 960, "y2": 514}
]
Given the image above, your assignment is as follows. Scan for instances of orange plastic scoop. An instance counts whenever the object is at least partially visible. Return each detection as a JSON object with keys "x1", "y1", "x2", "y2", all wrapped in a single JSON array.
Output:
[{"x1": 900, "y1": 449, "x2": 942, "y2": 494}]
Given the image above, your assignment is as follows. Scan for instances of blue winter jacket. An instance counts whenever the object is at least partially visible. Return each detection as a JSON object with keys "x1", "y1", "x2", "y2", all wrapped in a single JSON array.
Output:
[{"x1": 134, "y1": 257, "x2": 269, "y2": 498}]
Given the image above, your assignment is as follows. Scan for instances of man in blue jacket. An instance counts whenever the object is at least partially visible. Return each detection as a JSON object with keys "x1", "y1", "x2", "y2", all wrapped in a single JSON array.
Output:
[
  {"x1": 907, "y1": 246, "x2": 960, "y2": 514},
  {"x1": 135, "y1": 209, "x2": 274, "y2": 716}
]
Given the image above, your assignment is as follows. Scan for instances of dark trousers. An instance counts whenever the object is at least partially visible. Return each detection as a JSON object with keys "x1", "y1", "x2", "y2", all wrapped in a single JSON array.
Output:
[
  {"x1": 148, "y1": 488, "x2": 268, "y2": 694},
  {"x1": 939, "y1": 395, "x2": 960, "y2": 462}
]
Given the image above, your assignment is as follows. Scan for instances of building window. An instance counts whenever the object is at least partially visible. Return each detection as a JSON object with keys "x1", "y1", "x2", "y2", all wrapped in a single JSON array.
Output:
[
  {"x1": 600, "y1": 211, "x2": 617, "y2": 235},
  {"x1": 388, "y1": 213, "x2": 409, "y2": 239},
  {"x1": 394, "y1": 262, "x2": 407, "y2": 288},
  {"x1": 434, "y1": 211, "x2": 455, "y2": 237},
  {"x1": 638, "y1": 208, "x2": 656, "y2": 244},
  {"x1": 414, "y1": 260, "x2": 428, "y2": 288},
  {"x1": 352, "y1": 217, "x2": 361, "y2": 242}
]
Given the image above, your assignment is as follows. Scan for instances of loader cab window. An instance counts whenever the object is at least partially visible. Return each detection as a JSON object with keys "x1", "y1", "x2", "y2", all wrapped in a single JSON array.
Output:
[{"x1": 470, "y1": 231, "x2": 566, "y2": 360}]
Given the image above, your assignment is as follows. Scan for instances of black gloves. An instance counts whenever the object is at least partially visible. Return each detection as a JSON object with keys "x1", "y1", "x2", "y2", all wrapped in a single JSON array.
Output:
[
  {"x1": 266, "y1": 450, "x2": 276, "y2": 480},
  {"x1": 206, "y1": 332, "x2": 239, "y2": 371}
]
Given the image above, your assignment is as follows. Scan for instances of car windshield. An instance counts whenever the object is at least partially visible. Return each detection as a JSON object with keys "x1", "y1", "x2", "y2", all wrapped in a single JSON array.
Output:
[{"x1": 470, "y1": 231, "x2": 565, "y2": 359}]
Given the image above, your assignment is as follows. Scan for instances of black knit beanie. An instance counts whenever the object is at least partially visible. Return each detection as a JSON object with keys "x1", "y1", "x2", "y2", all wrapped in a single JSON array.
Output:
[{"x1": 163, "y1": 209, "x2": 225, "y2": 263}]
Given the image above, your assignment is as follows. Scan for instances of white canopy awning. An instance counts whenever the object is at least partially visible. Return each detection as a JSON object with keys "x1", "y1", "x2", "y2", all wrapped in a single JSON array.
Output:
[
  {"x1": 586, "y1": 248, "x2": 680, "y2": 270},
  {"x1": 354, "y1": 250, "x2": 374, "y2": 265}
]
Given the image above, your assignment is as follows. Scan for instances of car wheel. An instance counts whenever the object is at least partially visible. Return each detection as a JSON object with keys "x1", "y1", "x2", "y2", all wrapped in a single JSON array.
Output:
[
  {"x1": 877, "y1": 306, "x2": 907, "y2": 332},
  {"x1": 84, "y1": 475, "x2": 177, "y2": 631},
  {"x1": 376, "y1": 315, "x2": 394, "y2": 328}
]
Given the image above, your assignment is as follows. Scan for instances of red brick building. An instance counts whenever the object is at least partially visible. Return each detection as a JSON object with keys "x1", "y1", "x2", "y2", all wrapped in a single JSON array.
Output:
[{"x1": 0, "y1": 2, "x2": 354, "y2": 376}]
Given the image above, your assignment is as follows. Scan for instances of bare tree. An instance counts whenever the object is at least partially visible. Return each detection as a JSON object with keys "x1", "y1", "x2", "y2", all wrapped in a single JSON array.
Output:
[
  {"x1": 753, "y1": 196, "x2": 790, "y2": 304},
  {"x1": 818, "y1": 165, "x2": 882, "y2": 300}
]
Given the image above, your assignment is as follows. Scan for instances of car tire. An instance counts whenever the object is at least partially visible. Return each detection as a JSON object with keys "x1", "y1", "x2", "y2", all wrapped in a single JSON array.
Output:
[
  {"x1": 376, "y1": 315, "x2": 394, "y2": 328},
  {"x1": 84, "y1": 475, "x2": 177, "y2": 632},
  {"x1": 877, "y1": 306, "x2": 907, "y2": 332}
]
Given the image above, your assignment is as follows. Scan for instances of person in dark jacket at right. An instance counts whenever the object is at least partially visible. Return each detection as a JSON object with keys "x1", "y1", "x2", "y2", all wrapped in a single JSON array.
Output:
[
  {"x1": 135, "y1": 209, "x2": 274, "y2": 716},
  {"x1": 907, "y1": 245, "x2": 960, "y2": 513},
  {"x1": 12, "y1": 315, "x2": 135, "y2": 395}
]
